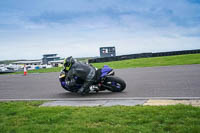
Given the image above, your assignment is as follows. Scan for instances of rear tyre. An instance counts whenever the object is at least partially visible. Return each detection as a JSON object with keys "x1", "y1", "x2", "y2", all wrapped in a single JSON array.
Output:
[{"x1": 104, "y1": 76, "x2": 126, "y2": 92}]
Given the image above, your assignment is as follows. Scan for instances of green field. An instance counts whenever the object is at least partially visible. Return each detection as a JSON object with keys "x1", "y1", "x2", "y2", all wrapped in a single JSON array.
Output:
[
  {"x1": 92, "y1": 53, "x2": 200, "y2": 69},
  {"x1": 13, "y1": 67, "x2": 62, "y2": 75},
  {"x1": 0, "y1": 101, "x2": 200, "y2": 133},
  {"x1": 1, "y1": 53, "x2": 200, "y2": 75}
]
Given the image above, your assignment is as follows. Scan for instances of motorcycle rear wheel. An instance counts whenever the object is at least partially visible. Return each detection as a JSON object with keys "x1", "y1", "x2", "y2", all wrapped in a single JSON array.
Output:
[{"x1": 103, "y1": 76, "x2": 126, "y2": 92}]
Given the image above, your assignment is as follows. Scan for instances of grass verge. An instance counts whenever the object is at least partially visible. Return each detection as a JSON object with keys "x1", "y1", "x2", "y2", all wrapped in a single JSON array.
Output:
[
  {"x1": 92, "y1": 53, "x2": 200, "y2": 69},
  {"x1": 0, "y1": 101, "x2": 200, "y2": 133}
]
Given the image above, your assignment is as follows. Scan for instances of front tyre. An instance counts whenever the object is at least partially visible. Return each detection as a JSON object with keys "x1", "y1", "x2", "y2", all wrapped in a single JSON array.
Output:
[{"x1": 104, "y1": 76, "x2": 126, "y2": 92}]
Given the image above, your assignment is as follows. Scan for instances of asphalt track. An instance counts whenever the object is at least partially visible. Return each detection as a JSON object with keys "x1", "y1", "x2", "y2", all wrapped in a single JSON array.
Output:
[{"x1": 0, "y1": 64, "x2": 200, "y2": 100}]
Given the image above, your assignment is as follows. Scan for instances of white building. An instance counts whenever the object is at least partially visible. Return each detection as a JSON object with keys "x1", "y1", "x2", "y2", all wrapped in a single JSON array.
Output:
[{"x1": 49, "y1": 60, "x2": 64, "y2": 67}]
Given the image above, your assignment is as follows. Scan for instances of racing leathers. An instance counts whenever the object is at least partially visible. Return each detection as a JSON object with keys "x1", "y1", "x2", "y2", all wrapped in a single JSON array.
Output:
[{"x1": 60, "y1": 61, "x2": 96, "y2": 94}]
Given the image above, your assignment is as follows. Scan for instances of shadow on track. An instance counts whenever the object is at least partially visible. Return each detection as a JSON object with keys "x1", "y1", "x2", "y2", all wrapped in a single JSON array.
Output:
[{"x1": 56, "y1": 91, "x2": 127, "y2": 98}]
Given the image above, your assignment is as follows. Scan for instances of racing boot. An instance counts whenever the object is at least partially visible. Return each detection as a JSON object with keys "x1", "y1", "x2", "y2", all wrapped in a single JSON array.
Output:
[{"x1": 77, "y1": 81, "x2": 92, "y2": 95}]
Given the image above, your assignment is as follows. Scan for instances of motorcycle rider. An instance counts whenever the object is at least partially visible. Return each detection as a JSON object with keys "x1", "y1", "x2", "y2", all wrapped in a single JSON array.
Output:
[{"x1": 59, "y1": 56, "x2": 96, "y2": 94}]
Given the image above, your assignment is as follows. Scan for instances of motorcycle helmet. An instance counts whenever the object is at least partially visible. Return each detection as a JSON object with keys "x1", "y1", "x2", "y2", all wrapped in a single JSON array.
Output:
[{"x1": 63, "y1": 56, "x2": 75, "y2": 70}]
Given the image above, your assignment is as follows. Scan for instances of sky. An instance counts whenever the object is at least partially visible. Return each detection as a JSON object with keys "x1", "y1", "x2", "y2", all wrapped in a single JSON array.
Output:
[{"x1": 0, "y1": 0, "x2": 200, "y2": 60}]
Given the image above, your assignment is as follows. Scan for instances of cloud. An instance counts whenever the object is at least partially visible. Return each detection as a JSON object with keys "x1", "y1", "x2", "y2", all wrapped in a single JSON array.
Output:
[{"x1": 0, "y1": 0, "x2": 200, "y2": 60}]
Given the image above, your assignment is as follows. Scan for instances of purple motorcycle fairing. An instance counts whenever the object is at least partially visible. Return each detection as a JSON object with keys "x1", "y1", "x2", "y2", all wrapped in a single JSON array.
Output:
[{"x1": 101, "y1": 65, "x2": 113, "y2": 78}]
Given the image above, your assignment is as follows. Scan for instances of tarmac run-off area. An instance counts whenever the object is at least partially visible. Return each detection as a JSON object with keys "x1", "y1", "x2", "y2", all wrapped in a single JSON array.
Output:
[{"x1": 0, "y1": 64, "x2": 200, "y2": 106}]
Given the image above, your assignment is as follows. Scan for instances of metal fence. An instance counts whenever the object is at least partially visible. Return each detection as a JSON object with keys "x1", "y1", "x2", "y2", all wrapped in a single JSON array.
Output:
[{"x1": 88, "y1": 49, "x2": 200, "y2": 63}]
